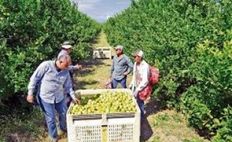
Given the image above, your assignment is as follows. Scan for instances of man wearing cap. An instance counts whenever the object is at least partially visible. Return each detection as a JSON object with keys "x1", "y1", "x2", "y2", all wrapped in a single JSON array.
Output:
[
  {"x1": 58, "y1": 41, "x2": 82, "y2": 107},
  {"x1": 110, "y1": 45, "x2": 133, "y2": 88},
  {"x1": 27, "y1": 55, "x2": 79, "y2": 142},
  {"x1": 129, "y1": 50, "x2": 150, "y2": 118},
  {"x1": 58, "y1": 41, "x2": 82, "y2": 71}
]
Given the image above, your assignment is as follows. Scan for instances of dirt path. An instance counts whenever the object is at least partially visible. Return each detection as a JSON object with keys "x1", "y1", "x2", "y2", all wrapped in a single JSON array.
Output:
[{"x1": 75, "y1": 59, "x2": 112, "y2": 90}]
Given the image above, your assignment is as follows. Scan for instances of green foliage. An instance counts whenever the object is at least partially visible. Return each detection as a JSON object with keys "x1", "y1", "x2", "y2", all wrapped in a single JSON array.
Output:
[
  {"x1": 104, "y1": 0, "x2": 232, "y2": 140},
  {"x1": 0, "y1": 106, "x2": 44, "y2": 141},
  {"x1": 0, "y1": 0, "x2": 100, "y2": 98},
  {"x1": 181, "y1": 87, "x2": 215, "y2": 132},
  {"x1": 180, "y1": 39, "x2": 232, "y2": 134},
  {"x1": 212, "y1": 107, "x2": 232, "y2": 142}
]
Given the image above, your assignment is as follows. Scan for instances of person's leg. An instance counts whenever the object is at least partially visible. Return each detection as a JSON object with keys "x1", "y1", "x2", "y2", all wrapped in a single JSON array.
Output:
[
  {"x1": 65, "y1": 94, "x2": 72, "y2": 108},
  {"x1": 136, "y1": 97, "x2": 145, "y2": 119},
  {"x1": 36, "y1": 95, "x2": 47, "y2": 128},
  {"x1": 120, "y1": 77, "x2": 127, "y2": 88},
  {"x1": 40, "y1": 99, "x2": 58, "y2": 140},
  {"x1": 55, "y1": 99, "x2": 67, "y2": 132},
  {"x1": 111, "y1": 78, "x2": 118, "y2": 89}
]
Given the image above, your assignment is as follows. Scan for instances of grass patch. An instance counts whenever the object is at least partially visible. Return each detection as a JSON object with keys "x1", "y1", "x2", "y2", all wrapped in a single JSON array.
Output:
[
  {"x1": 92, "y1": 31, "x2": 110, "y2": 47},
  {"x1": 75, "y1": 58, "x2": 132, "y2": 90},
  {"x1": 75, "y1": 59, "x2": 112, "y2": 89},
  {"x1": 0, "y1": 106, "x2": 45, "y2": 142},
  {"x1": 144, "y1": 110, "x2": 210, "y2": 142}
]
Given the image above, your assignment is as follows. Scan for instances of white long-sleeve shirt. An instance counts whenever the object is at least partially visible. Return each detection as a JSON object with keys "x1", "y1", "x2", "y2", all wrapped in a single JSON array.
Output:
[{"x1": 130, "y1": 60, "x2": 150, "y2": 95}]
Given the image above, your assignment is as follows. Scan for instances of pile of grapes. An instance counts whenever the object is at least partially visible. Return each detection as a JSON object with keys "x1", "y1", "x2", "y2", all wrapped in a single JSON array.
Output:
[{"x1": 70, "y1": 91, "x2": 136, "y2": 115}]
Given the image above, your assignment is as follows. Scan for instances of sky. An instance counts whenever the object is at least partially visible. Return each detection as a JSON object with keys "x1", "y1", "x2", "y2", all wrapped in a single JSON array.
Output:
[{"x1": 71, "y1": 0, "x2": 132, "y2": 23}]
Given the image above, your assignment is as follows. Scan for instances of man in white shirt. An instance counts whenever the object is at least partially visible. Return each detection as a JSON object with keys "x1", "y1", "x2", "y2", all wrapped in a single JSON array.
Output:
[{"x1": 130, "y1": 50, "x2": 150, "y2": 118}]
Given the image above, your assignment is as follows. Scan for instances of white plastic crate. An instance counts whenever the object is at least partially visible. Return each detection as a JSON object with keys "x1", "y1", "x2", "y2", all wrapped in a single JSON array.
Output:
[
  {"x1": 92, "y1": 47, "x2": 112, "y2": 59},
  {"x1": 67, "y1": 89, "x2": 141, "y2": 142}
]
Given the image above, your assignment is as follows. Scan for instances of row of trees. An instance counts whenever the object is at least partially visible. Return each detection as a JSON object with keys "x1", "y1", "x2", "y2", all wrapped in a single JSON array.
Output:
[
  {"x1": 104, "y1": 0, "x2": 232, "y2": 141},
  {"x1": 0, "y1": 0, "x2": 100, "y2": 100}
]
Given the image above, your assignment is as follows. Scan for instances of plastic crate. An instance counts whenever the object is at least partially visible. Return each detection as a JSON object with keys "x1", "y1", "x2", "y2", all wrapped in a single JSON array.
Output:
[
  {"x1": 67, "y1": 89, "x2": 141, "y2": 142},
  {"x1": 93, "y1": 47, "x2": 112, "y2": 59}
]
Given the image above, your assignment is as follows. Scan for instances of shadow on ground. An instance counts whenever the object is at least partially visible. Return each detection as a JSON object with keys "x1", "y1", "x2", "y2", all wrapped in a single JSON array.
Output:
[
  {"x1": 79, "y1": 58, "x2": 106, "y2": 66},
  {"x1": 141, "y1": 118, "x2": 153, "y2": 141},
  {"x1": 140, "y1": 98, "x2": 163, "y2": 141},
  {"x1": 74, "y1": 58, "x2": 111, "y2": 89},
  {"x1": 76, "y1": 80, "x2": 99, "y2": 89},
  {"x1": 75, "y1": 58, "x2": 107, "y2": 77},
  {"x1": 145, "y1": 98, "x2": 162, "y2": 117}
]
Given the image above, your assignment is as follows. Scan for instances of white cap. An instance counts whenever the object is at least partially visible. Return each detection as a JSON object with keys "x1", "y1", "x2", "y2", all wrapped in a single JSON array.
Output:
[
  {"x1": 137, "y1": 50, "x2": 143, "y2": 57},
  {"x1": 115, "y1": 45, "x2": 123, "y2": 50},
  {"x1": 61, "y1": 41, "x2": 72, "y2": 49},
  {"x1": 134, "y1": 50, "x2": 143, "y2": 57},
  {"x1": 61, "y1": 44, "x2": 72, "y2": 49}
]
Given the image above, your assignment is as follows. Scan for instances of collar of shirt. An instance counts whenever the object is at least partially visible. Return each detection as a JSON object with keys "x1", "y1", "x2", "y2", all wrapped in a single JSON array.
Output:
[
  {"x1": 52, "y1": 61, "x2": 67, "y2": 73},
  {"x1": 115, "y1": 54, "x2": 125, "y2": 62},
  {"x1": 54, "y1": 61, "x2": 61, "y2": 72}
]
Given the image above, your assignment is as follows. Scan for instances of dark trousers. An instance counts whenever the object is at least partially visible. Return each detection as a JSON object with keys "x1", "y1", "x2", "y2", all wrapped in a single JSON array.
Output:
[
  {"x1": 111, "y1": 77, "x2": 127, "y2": 88},
  {"x1": 136, "y1": 96, "x2": 145, "y2": 119}
]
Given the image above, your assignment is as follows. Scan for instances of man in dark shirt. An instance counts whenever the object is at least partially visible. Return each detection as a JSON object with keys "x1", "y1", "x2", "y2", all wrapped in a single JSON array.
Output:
[{"x1": 110, "y1": 45, "x2": 133, "y2": 88}]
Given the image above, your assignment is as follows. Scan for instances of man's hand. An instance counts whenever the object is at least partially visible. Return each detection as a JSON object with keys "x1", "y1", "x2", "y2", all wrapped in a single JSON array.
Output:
[
  {"x1": 27, "y1": 94, "x2": 34, "y2": 103},
  {"x1": 27, "y1": 90, "x2": 34, "y2": 103},
  {"x1": 72, "y1": 98, "x2": 81, "y2": 105},
  {"x1": 71, "y1": 94, "x2": 81, "y2": 104},
  {"x1": 105, "y1": 78, "x2": 112, "y2": 89},
  {"x1": 123, "y1": 72, "x2": 128, "y2": 76},
  {"x1": 133, "y1": 90, "x2": 139, "y2": 98},
  {"x1": 74, "y1": 64, "x2": 82, "y2": 70},
  {"x1": 128, "y1": 84, "x2": 132, "y2": 89}
]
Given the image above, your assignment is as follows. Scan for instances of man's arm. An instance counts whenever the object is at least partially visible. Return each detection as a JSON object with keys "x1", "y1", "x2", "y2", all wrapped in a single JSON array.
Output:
[
  {"x1": 68, "y1": 64, "x2": 82, "y2": 71},
  {"x1": 110, "y1": 57, "x2": 115, "y2": 78},
  {"x1": 129, "y1": 63, "x2": 136, "y2": 91},
  {"x1": 27, "y1": 61, "x2": 48, "y2": 103},
  {"x1": 124, "y1": 56, "x2": 134, "y2": 75},
  {"x1": 64, "y1": 74, "x2": 80, "y2": 104}
]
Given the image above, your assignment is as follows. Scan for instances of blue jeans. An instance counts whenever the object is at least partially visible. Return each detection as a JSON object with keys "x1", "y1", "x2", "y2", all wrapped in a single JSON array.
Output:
[
  {"x1": 40, "y1": 99, "x2": 67, "y2": 139},
  {"x1": 111, "y1": 77, "x2": 127, "y2": 88},
  {"x1": 65, "y1": 95, "x2": 72, "y2": 108},
  {"x1": 136, "y1": 97, "x2": 145, "y2": 119}
]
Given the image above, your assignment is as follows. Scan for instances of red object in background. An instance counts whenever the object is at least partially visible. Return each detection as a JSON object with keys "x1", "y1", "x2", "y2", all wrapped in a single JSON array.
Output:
[
  {"x1": 138, "y1": 84, "x2": 153, "y2": 101},
  {"x1": 138, "y1": 66, "x2": 159, "y2": 101},
  {"x1": 149, "y1": 66, "x2": 159, "y2": 85}
]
